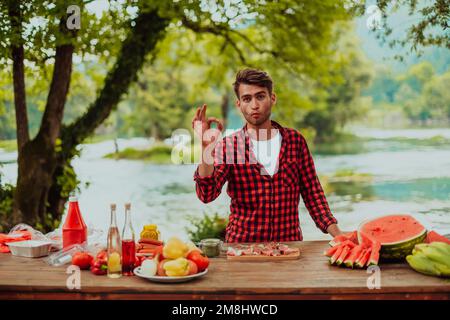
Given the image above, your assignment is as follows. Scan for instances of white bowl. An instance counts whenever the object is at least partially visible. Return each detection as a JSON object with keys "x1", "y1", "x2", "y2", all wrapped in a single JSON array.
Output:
[{"x1": 7, "y1": 240, "x2": 52, "y2": 258}]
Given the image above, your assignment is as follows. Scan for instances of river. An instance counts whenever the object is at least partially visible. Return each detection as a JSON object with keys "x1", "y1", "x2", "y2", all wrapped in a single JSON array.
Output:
[{"x1": 1, "y1": 127, "x2": 450, "y2": 241}]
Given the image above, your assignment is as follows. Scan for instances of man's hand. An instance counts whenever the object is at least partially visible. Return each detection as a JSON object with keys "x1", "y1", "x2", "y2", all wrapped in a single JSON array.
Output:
[
  {"x1": 326, "y1": 224, "x2": 344, "y2": 238},
  {"x1": 192, "y1": 104, "x2": 224, "y2": 177},
  {"x1": 191, "y1": 104, "x2": 224, "y2": 148}
]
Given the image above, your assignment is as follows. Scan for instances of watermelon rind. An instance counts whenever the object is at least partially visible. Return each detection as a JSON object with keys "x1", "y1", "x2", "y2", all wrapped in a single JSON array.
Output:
[
  {"x1": 358, "y1": 215, "x2": 427, "y2": 261},
  {"x1": 379, "y1": 230, "x2": 427, "y2": 261}
]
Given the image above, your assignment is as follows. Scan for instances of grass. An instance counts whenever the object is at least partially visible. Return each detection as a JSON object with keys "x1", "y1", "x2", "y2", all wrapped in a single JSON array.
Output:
[
  {"x1": 83, "y1": 134, "x2": 118, "y2": 145},
  {"x1": 320, "y1": 169, "x2": 375, "y2": 202},
  {"x1": 313, "y1": 134, "x2": 450, "y2": 155},
  {"x1": 104, "y1": 144, "x2": 176, "y2": 164},
  {"x1": 104, "y1": 142, "x2": 203, "y2": 164},
  {"x1": 0, "y1": 140, "x2": 17, "y2": 152},
  {"x1": 313, "y1": 133, "x2": 367, "y2": 155},
  {"x1": 373, "y1": 135, "x2": 450, "y2": 147}
]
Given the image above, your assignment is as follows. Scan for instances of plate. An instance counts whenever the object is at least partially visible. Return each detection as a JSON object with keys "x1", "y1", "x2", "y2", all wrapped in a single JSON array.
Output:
[{"x1": 133, "y1": 267, "x2": 208, "y2": 283}]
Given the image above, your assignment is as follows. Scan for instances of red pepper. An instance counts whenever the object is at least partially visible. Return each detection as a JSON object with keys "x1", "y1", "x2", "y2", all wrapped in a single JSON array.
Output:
[{"x1": 90, "y1": 259, "x2": 107, "y2": 275}]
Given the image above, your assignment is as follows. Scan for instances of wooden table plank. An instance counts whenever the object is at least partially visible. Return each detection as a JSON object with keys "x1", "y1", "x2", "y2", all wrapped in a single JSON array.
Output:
[{"x1": 0, "y1": 241, "x2": 449, "y2": 300}]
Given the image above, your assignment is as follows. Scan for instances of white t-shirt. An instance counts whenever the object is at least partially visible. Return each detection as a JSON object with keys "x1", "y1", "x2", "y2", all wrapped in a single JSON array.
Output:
[{"x1": 250, "y1": 131, "x2": 282, "y2": 176}]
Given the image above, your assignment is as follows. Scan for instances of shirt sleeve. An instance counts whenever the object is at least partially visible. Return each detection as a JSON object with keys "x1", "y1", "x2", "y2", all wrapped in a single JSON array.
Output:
[
  {"x1": 193, "y1": 138, "x2": 231, "y2": 204},
  {"x1": 298, "y1": 134, "x2": 338, "y2": 233}
]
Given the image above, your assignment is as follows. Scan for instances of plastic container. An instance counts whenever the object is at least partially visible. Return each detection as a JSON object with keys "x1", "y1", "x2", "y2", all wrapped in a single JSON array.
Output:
[
  {"x1": 7, "y1": 240, "x2": 52, "y2": 258},
  {"x1": 62, "y1": 196, "x2": 88, "y2": 249}
]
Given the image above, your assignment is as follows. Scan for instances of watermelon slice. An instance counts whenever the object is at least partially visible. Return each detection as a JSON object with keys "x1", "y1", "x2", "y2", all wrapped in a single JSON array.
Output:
[
  {"x1": 358, "y1": 214, "x2": 427, "y2": 261},
  {"x1": 367, "y1": 241, "x2": 381, "y2": 266},
  {"x1": 354, "y1": 248, "x2": 367, "y2": 267},
  {"x1": 344, "y1": 245, "x2": 364, "y2": 268},
  {"x1": 336, "y1": 246, "x2": 351, "y2": 266},
  {"x1": 355, "y1": 247, "x2": 372, "y2": 268},
  {"x1": 325, "y1": 240, "x2": 356, "y2": 258},
  {"x1": 324, "y1": 245, "x2": 340, "y2": 257},
  {"x1": 425, "y1": 231, "x2": 450, "y2": 245},
  {"x1": 329, "y1": 244, "x2": 345, "y2": 265},
  {"x1": 329, "y1": 231, "x2": 358, "y2": 247},
  {"x1": 358, "y1": 231, "x2": 381, "y2": 266}
]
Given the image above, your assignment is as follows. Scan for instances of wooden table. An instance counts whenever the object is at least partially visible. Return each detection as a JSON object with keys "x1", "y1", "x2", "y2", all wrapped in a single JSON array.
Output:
[{"x1": 0, "y1": 241, "x2": 449, "y2": 300}]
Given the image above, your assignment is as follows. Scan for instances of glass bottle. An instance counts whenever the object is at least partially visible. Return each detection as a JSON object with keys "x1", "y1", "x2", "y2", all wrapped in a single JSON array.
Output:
[
  {"x1": 62, "y1": 196, "x2": 88, "y2": 249},
  {"x1": 107, "y1": 203, "x2": 122, "y2": 278},
  {"x1": 121, "y1": 203, "x2": 136, "y2": 276}
]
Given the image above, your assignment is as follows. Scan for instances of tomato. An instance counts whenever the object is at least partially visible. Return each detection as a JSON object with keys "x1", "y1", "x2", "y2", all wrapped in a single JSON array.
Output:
[
  {"x1": 187, "y1": 259, "x2": 198, "y2": 275},
  {"x1": 72, "y1": 252, "x2": 93, "y2": 270},
  {"x1": 96, "y1": 249, "x2": 108, "y2": 263},
  {"x1": 187, "y1": 250, "x2": 209, "y2": 272}
]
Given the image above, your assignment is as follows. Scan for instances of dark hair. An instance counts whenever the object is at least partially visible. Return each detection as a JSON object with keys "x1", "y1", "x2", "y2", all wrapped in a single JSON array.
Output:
[{"x1": 233, "y1": 68, "x2": 273, "y2": 99}]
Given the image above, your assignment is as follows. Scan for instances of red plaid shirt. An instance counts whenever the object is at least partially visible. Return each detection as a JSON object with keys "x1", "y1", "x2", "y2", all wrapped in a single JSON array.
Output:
[{"x1": 194, "y1": 120, "x2": 337, "y2": 243}]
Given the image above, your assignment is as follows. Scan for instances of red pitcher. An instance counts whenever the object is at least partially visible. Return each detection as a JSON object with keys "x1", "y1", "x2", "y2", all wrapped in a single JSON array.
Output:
[{"x1": 62, "y1": 196, "x2": 88, "y2": 249}]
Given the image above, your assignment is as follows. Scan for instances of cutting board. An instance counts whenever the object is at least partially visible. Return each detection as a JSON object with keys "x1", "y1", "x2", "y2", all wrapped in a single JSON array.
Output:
[{"x1": 226, "y1": 248, "x2": 301, "y2": 261}]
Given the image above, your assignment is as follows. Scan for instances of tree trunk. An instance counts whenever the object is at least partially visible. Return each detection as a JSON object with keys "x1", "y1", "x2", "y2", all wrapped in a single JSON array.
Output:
[
  {"x1": 8, "y1": 0, "x2": 29, "y2": 152},
  {"x1": 14, "y1": 138, "x2": 58, "y2": 229},
  {"x1": 8, "y1": 0, "x2": 29, "y2": 226},
  {"x1": 46, "y1": 9, "x2": 170, "y2": 224},
  {"x1": 13, "y1": 43, "x2": 74, "y2": 231},
  {"x1": 12, "y1": 4, "x2": 75, "y2": 230}
]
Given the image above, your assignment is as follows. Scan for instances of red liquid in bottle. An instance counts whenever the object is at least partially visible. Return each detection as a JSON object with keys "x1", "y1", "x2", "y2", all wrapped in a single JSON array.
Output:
[
  {"x1": 122, "y1": 239, "x2": 136, "y2": 276},
  {"x1": 62, "y1": 197, "x2": 87, "y2": 249}
]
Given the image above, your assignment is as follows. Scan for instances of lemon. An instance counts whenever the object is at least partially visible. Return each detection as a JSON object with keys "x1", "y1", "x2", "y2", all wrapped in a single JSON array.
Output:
[{"x1": 108, "y1": 252, "x2": 121, "y2": 273}]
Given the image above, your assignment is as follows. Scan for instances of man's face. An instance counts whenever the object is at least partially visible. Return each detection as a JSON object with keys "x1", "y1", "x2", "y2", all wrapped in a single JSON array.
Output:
[{"x1": 236, "y1": 83, "x2": 276, "y2": 126}]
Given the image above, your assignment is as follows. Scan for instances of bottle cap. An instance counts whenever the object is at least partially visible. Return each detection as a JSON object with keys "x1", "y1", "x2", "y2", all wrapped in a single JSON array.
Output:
[
  {"x1": 69, "y1": 196, "x2": 78, "y2": 202},
  {"x1": 110, "y1": 203, "x2": 117, "y2": 210},
  {"x1": 125, "y1": 203, "x2": 131, "y2": 210},
  {"x1": 144, "y1": 224, "x2": 157, "y2": 230}
]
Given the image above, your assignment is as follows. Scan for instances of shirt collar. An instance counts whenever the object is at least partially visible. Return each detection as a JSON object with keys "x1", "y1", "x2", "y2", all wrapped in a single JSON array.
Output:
[
  {"x1": 240, "y1": 120, "x2": 288, "y2": 170},
  {"x1": 242, "y1": 120, "x2": 286, "y2": 140}
]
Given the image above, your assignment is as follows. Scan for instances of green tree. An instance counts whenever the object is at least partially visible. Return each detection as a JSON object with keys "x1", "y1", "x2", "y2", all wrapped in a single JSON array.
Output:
[
  {"x1": 118, "y1": 62, "x2": 193, "y2": 140},
  {"x1": 363, "y1": 67, "x2": 399, "y2": 103},
  {"x1": 422, "y1": 71, "x2": 450, "y2": 121},
  {"x1": 299, "y1": 25, "x2": 374, "y2": 142},
  {"x1": 1, "y1": 0, "x2": 169, "y2": 231},
  {"x1": 374, "y1": 0, "x2": 450, "y2": 53},
  {"x1": 1, "y1": 0, "x2": 354, "y2": 232}
]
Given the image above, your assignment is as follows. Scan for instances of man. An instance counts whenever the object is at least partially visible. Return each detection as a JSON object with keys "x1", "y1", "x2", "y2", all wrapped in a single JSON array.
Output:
[{"x1": 192, "y1": 68, "x2": 343, "y2": 243}]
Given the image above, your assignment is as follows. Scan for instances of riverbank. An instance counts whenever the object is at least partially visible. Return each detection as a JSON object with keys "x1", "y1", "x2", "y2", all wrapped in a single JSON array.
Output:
[{"x1": 102, "y1": 133, "x2": 450, "y2": 163}]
